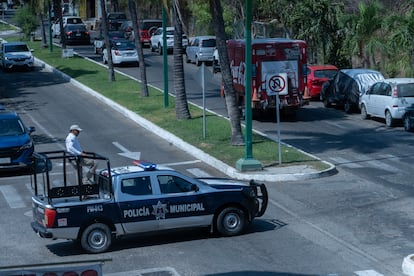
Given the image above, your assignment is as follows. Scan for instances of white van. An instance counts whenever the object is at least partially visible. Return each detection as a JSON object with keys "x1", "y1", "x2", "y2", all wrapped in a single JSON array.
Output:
[{"x1": 360, "y1": 78, "x2": 414, "y2": 127}]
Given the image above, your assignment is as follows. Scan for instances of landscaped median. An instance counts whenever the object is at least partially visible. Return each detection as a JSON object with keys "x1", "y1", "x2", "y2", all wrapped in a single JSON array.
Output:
[{"x1": 20, "y1": 38, "x2": 333, "y2": 179}]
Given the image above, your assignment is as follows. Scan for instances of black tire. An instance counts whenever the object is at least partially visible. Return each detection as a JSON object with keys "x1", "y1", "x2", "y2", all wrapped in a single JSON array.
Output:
[
  {"x1": 385, "y1": 110, "x2": 394, "y2": 127},
  {"x1": 196, "y1": 56, "x2": 201, "y2": 66},
  {"x1": 360, "y1": 104, "x2": 368, "y2": 120},
  {"x1": 185, "y1": 54, "x2": 190, "y2": 63},
  {"x1": 323, "y1": 98, "x2": 331, "y2": 108},
  {"x1": 216, "y1": 207, "x2": 246, "y2": 236},
  {"x1": 344, "y1": 101, "x2": 352, "y2": 114},
  {"x1": 80, "y1": 223, "x2": 112, "y2": 254},
  {"x1": 151, "y1": 44, "x2": 155, "y2": 52},
  {"x1": 158, "y1": 44, "x2": 163, "y2": 55},
  {"x1": 404, "y1": 114, "x2": 413, "y2": 132}
]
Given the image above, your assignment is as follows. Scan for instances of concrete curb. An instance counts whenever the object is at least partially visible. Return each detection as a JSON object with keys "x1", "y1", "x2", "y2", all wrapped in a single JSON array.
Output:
[{"x1": 35, "y1": 56, "x2": 337, "y2": 182}]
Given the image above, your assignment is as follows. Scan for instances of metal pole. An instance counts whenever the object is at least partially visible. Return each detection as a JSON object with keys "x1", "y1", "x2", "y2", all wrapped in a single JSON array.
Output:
[
  {"x1": 202, "y1": 63, "x2": 206, "y2": 139},
  {"x1": 276, "y1": 95, "x2": 282, "y2": 165},
  {"x1": 162, "y1": 6, "x2": 168, "y2": 107},
  {"x1": 244, "y1": 0, "x2": 253, "y2": 159},
  {"x1": 48, "y1": 1, "x2": 53, "y2": 52}
]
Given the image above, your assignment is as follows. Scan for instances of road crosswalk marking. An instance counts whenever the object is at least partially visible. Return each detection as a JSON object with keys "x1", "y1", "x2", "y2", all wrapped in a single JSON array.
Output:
[{"x1": 0, "y1": 185, "x2": 26, "y2": 208}]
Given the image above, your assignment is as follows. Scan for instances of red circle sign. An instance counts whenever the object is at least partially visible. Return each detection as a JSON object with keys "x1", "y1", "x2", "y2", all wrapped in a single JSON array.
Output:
[{"x1": 268, "y1": 75, "x2": 286, "y2": 93}]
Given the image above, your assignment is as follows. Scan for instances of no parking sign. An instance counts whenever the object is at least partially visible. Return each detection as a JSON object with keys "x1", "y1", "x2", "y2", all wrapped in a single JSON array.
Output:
[{"x1": 266, "y1": 73, "x2": 288, "y2": 95}]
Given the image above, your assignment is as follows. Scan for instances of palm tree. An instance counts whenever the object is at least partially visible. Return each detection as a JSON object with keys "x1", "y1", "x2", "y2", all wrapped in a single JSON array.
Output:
[
  {"x1": 100, "y1": 0, "x2": 115, "y2": 81},
  {"x1": 209, "y1": 0, "x2": 244, "y2": 146},
  {"x1": 172, "y1": 0, "x2": 191, "y2": 120},
  {"x1": 128, "y1": 0, "x2": 149, "y2": 96}
]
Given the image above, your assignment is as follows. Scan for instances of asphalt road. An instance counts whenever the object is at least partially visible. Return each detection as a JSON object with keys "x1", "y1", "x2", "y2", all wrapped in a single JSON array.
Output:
[{"x1": 0, "y1": 18, "x2": 413, "y2": 275}]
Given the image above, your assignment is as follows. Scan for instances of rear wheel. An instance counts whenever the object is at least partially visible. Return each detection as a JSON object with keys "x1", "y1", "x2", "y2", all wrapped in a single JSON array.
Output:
[
  {"x1": 216, "y1": 207, "x2": 246, "y2": 236},
  {"x1": 404, "y1": 114, "x2": 412, "y2": 132},
  {"x1": 80, "y1": 223, "x2": 112, "y2": 254},
  {"x1": 158, "y1": 43, "x2": 163, "y2": 55},
  {"x1": 385, "y1": 110, "x2": 394, "y2": 127},
  {"x1": 344, "y1": 101, "x2": 352, "y2": 114}
]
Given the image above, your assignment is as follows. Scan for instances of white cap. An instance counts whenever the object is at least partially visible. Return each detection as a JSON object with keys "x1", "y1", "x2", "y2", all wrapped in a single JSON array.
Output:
[{"x1": 69, "y1": 124, "x2": 82, "y2": 132}]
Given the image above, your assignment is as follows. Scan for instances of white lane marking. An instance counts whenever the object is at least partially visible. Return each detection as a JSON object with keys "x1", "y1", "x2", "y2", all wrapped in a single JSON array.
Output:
[
  {"x1": 105, "y1": 267, "x2": 180, "y2": 276},
  {"x1": 0, "y1": 185, "x2": 26, "y2": 208},
  {"x1": 329, "y1": 157, "x2": 363, "y2": 168},
  {"x1": 112, "y1": 141, "x2": 141, "y2": 160},
  {"x1": 186, "y1": 168, "x2": 212, "y2": 178},
  {"x1": 325, "y1": 120, "x2": 348, "y2": 129},
  {"x1": 162, "y1": 160, "x2": 202, "y2": 166},
  {"x1": 355, "y1": 270, "x2": 384, "y2": 276}
]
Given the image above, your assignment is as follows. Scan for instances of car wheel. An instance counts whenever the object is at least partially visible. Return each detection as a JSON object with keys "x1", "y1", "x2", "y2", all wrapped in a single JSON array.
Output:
[
  {"x1": 323, "y1": 98, "x2": 331, "y2": 108},
  {"x1": 80, "y1": 223, "x2": 112, "y2": 254},
  {"x1": 196, "y1": 56, "x2": 201, "y2": 66},
  {"x1": 151, "y1": 44, "x2": 155, "y2": 52},
  {"x1": 403, "y1": 114, "x2": 412, "y2": 132},
  {"x1": 216, "y1": 207, "x2": 246, "y2": 237},
  {"x1": 158, "y1": 44, "x2": 163, "y2": 55},
  {"x1": 102, "y1": 55, "x2": 107, "y2": 64},
  {"x1": 360, "y1": 104, "x2": 368, "y2": 120},
  {"x1": 344, "y1": 101, "x2": 352, "y2": 114},
  {"x1": 185, "y1": 54, "x2": 190, "y2": 63},
  {"x1": 385, "y1": 110, "x2": 394, "y2": 127}
]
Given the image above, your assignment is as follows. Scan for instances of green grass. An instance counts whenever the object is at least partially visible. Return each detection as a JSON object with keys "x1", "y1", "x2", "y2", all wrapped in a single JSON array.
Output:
[{"x1": 3, "y1": 33, "x2": 329, "y2": 171}]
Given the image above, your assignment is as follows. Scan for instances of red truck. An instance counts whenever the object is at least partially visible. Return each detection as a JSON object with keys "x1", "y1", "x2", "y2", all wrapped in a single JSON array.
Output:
[{"x1": 225, "y1": 38, "x2": 309, "y2": 118}]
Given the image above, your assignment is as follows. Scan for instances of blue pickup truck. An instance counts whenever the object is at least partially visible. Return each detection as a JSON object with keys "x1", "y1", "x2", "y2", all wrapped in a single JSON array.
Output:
[{"x1": 30, "y1": 151, "x2": 268, "y2": 253}]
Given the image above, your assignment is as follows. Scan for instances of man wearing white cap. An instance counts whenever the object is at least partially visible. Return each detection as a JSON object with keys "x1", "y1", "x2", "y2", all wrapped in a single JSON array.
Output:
[{"x1": 65, "y1": 124, "x2": 97, "y2": 184}]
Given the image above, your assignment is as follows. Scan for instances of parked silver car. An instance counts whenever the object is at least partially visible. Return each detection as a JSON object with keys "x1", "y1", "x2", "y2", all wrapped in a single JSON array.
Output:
[
  {"x1": 185, "y1": 35, "x2": 216, "y2": 66},
  {"x1": 360, "y1": 78, "x2": 414, "y2": 127}
]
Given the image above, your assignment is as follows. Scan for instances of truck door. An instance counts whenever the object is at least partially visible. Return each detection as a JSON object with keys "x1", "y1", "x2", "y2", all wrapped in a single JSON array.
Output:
[
  {"x1": 155, "y1": 174, "x2": 210, "y2": 230},
  {"x1": 117, "y1": 175, "x2": 160, "y2": 234}
]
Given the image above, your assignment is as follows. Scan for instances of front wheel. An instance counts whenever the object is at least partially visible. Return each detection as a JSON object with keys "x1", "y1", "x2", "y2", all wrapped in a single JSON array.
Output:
[
  {"x1": 404, "y1": 114, "x2": 412, "y2": 132},
  {"x1": 216, "y1": 207, "x2": 246, "y2": 237},
  {"x1": 80, "y1": 223, "x2": 112, "y2": 254},
  {"x1": 360, "y1": 104, "x2": 368, "y2": 120},
  {"x1": 344, "y1": 101, "x2": 352, "y2": 114}
]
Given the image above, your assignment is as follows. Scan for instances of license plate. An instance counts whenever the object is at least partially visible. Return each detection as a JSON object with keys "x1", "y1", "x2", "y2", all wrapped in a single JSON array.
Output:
[
  {"x1": 0, "y1": 157, "x2": 11, "y2": 164},
  {"x1": 76, "y1": 33, "x2": 81, "y2": 36}
]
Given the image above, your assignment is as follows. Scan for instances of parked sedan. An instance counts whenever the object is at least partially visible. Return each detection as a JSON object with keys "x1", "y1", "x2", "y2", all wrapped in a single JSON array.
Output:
[
  {"x1": 62, "y1": 24, "x2": 90, "y2": 45},
  {"x1": 306, "y1": 64, "x2": 338, "y2": 99},
  {"x1": 360, "y1": 78, "x2": 414, "y2": 127},
  {"x1": 102, "y1": 39, "x2": 139, "y2": 66}
]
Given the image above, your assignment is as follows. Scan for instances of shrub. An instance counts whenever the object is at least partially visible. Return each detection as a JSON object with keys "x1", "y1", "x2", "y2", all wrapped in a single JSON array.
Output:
[{"x1": 14, "y1": 5, "x2": 38, "y2": 39}]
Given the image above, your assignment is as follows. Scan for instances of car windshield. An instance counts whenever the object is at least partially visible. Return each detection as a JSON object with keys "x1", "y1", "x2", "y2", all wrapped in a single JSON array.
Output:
[
  {"x1": 0, "y1": 118, "x2": 24, "y2": 136},
  {"x1": 397, "y1": 83, "x2": 414, "y2": 97},
  {"x1": 141, "y1": 21, "x2": 162, "y2": 30},
  {"x1": 4, "y1": 44, "x2": 29, "y2": 53},
  {"x1": 108, "y1": 13, "x2": 127, "y2": 20},
  {"x1": 201, "y1": 39, "x2": 216, "y2": 47},
  {"x1": 66, "y1": 25, "x2": 87, "y2": 32},
  {"x1": 314, "y1": 69, "x2": 338, "y2": 78}
]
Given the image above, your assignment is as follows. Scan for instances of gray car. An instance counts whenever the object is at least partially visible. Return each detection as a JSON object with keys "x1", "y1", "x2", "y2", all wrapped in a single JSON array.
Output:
[{"x1": 185, "y1": 35, "x2": 216, "y2": 66}]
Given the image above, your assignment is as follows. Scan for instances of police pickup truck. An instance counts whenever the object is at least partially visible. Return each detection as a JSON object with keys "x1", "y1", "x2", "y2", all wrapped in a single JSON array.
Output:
[{"x1": 30, "y1": 151, "x2": 268, "y2": 253}]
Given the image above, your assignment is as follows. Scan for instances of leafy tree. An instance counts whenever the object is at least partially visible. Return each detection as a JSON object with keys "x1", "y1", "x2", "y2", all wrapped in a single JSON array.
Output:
[{"x1": 14, "y1": 4, "x2": 38, "y2": 39}]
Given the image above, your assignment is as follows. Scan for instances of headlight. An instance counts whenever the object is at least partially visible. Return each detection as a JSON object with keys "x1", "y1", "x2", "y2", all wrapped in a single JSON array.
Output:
[{"x1": 20, "y1": 140, "x2": 33, "y2": 150}]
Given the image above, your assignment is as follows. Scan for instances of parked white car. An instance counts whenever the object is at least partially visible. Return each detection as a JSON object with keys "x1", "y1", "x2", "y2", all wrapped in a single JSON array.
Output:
[
  {"x1": 102, "y1": 39, "x2": 139, "y2": 66},
  {"x1": 185, "y1": 35, "x2": 216, "y2": 66},
  {"x1": 51, "y1": 16, "x2": 84, "y2": 37},
  {"x1": 360, "y1": 78, "x2": 414, "y2": 127},
  {"x1": 150, "y1": 26, "x2": 188, "y2": 55}
]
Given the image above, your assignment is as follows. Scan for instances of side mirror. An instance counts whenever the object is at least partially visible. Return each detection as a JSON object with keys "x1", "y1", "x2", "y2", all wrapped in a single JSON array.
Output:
[{"x1": 28, "y1": 126, "x2": 36, "y2": 133}]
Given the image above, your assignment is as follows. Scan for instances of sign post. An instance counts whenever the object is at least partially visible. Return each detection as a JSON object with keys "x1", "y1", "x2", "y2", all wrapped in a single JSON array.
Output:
[{"x1": 266, "y1": 73, "x2": 288, "y2": 165}]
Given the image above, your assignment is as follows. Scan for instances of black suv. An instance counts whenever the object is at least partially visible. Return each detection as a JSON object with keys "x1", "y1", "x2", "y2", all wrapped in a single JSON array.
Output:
[{"x1": 0, "y1": 105, "x2": 35, "y2": 175}]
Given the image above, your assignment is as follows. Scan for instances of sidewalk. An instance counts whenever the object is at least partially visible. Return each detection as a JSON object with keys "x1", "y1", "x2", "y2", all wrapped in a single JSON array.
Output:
[{"x1": 34, "y1": 57, "x2": 336, "y2": 182}]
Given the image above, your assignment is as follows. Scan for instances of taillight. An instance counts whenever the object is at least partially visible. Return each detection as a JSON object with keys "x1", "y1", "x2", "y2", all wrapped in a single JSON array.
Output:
[
  {"x1": 392, "y1": 87, "x2": 398, "y2": 97},
  {"x1": 114, "y1": 50, "x2": 120, "y2": 56},
  {"x1": 65, "y1": 31, "x2": 72, "y2": 36},
  {"x1": 44, "y1": 208, "x2": 56, "y2": 228}
]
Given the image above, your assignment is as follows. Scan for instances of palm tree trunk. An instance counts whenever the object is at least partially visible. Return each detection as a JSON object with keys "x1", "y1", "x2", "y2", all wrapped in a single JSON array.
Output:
[
  {"x1": 173, "y1": 0, "x2": 191, "y2": 120},
  {"x1": 209, "y1": 0, "x2": 244, "y2": 146},
  {"x1": 99, "y1": 0, "x2": 115, "y2": 81},
  {"x1": 129, "y1": 0, "x2": 149, "y2": 97}
]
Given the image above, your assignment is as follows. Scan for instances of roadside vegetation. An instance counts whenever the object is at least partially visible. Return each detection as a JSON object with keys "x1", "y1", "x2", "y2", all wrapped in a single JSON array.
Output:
[{"x1": 19, "y1": 38, "x2": 328, "y2": 171}]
